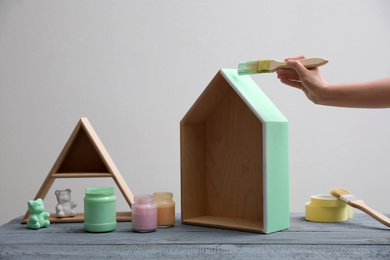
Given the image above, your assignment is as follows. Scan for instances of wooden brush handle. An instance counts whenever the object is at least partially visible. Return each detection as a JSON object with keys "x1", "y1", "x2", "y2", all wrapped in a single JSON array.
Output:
[
  {"x1": 295, "y1": 58, "x2": 328, "y2": 68},
  {"x1": 271, "y1": 58, "x2": 328, "y2": 71},
  {"x1": 349, "y1": 200, "x2": 390, "y2": 228}
]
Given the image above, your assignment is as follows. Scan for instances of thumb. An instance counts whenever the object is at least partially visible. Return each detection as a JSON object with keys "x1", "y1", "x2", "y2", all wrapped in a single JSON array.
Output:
[{"x1": 286, "y1": 59, "x2": 309, "y2": 78}]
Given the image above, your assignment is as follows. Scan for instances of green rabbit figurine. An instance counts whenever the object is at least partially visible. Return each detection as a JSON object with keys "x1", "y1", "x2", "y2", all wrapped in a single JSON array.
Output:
[{"x1": 27, "y1": 198, "x2": 50, "y2": 229}]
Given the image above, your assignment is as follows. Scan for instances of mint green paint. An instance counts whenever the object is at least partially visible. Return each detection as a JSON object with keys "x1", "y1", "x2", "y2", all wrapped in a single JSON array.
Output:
[
  {"x1": 237, "y1": 61, "x2": 257, "y2": 75},
  {"x1": 220, "y1": 69, "x2": 289, "y2": 234},
  {"x1": 84, "y1": 187, "x2": 117, "y2": 232},
  {"x1": 237, "y1": 60, "x2": 271, "y2": 75},
  {"x1": 221, "y1": 69, "x2": 287, "y2": 123},
  {"x1": 265, "y1": 121, "x2": 289, "y2": 233}
]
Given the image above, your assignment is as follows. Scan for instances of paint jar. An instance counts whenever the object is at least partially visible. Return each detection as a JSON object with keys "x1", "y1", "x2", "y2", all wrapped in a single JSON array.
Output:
[
  {"x1": 84, "y1": 187, "x2": 116, "y2": 232},
  {"x1": 132, "y1": 194, "x2": 157, "y2": 232},
  {"x1": 153, "y1": 192, "x2": 175, "y2": 227}
]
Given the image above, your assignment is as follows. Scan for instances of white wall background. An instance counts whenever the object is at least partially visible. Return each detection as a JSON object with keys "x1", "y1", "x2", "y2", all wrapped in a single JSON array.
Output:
[{"x1": 1, "y1": 0, "x2": 390, "y2": 225}]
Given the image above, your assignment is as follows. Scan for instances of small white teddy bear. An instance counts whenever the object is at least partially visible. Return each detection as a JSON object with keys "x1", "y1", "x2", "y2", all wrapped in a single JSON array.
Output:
[{"x1": 55, "y1": 189, "x2": 77, "y2": 218}]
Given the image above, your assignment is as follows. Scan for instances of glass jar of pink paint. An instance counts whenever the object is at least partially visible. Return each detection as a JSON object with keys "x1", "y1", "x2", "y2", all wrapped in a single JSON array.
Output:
[{"x1": 132, "y1": 194, "x2": 157, "y2": 233}]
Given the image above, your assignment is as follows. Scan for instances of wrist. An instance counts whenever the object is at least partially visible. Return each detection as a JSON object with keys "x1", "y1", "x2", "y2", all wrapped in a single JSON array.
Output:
[
  {"x1": 308, "y1": 81, "x2": 334, "y2": 106},
  {"x1": 318, "y1": 82, "x2": 351, "y2": 106},
  {"x1": 318, "y1": 82, "x2": 335, "y2": 105}
]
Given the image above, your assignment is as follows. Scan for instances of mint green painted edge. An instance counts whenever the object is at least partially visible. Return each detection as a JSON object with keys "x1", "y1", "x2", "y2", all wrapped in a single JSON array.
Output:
[
  {"x1": 220, "y1": 69, "x2": 287, "y2": 123},
  {"x1": 265, "y1": 121, "x2": 289, "y2": 233},
  {"x1": 220, "y1": 68, "x2": 289, "y2": 234}
]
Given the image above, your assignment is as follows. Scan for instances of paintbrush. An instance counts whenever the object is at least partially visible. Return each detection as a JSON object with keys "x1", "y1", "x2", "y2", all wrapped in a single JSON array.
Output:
[
  {"x1": 237, "y1": 57, "x2": 328, "y2": 76},
  {"x1": 330, "y1": 187, "x2": 390, "y2": 228}
]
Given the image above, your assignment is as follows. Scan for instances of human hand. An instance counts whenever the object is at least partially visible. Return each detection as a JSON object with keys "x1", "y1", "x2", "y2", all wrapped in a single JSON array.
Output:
[{"x1": 276, "y1": 55, "x2": 330, "y2": 105}]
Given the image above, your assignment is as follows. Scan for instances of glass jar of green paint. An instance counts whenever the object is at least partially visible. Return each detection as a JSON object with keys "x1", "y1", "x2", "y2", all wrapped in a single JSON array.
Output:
[{"x1": 84, "y1": 187, "x2": 116, "y2": 232}]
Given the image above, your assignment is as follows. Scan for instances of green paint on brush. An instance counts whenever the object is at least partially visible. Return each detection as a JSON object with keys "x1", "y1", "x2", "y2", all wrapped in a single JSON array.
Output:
[{"x1": 238, "y1": 60, "x2": 272, "y2": 75}]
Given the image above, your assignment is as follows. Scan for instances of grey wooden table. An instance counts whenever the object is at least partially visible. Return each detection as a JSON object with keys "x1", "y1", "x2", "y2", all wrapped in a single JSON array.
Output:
[{"x1": 1, "y1": 213, "x2": 389, "y2": 259}]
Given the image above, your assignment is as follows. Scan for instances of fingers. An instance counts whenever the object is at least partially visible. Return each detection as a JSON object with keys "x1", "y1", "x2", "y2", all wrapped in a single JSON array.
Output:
[
  {"x1": 284, "y1": 55, "x2": 308, "y2": 62},
  {"x1": 279, "y1": 55, "x2": 310, "y2": 79},
  {"x1": 277, "y1": 66, "x2": 305, "y2": 90},
  {"x1": 279, "y1": 77, "x2": 303, "y2": 90},
  {"x1": 276, "y1": 68, "x2": 300, "y2": 81},
  {"x1": 277, "y1": 55, "x2": 318, "y2": 94},
  {"x1": 286, "y1": 59, "x2": 309, "y2": 78}
]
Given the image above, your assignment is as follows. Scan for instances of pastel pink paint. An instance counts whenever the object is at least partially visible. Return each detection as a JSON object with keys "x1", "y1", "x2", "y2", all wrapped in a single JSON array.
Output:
[{"x1": 132, "y1": 195, "x2": 157, "y2": 232}]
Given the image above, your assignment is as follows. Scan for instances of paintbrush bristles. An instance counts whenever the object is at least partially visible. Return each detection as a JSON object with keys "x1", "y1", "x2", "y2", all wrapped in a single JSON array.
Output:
[
  {"x1": 237, "y1": 61, "x2": 259, "y2": 75},
  {"x1": 237, "y1": 60, "x2": 274, "y2": 75},
  {"x1": 330, "y1": 187, "x2": 351, "y2": 198}
]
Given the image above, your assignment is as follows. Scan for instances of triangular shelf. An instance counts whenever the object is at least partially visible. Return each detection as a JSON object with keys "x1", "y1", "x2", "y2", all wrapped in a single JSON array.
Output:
[{"x1": 22, "y1": 117, "x2": 134, "y2": 223}]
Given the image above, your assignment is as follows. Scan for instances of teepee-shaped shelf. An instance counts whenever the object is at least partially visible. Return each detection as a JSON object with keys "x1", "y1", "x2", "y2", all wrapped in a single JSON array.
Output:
[{"x1": 22, "y1": 117, "x2": 134, "y2": 223}]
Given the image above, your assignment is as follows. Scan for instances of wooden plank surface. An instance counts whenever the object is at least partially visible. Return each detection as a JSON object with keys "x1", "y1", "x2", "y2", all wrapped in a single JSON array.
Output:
[
  {"x1": 205, "y1": 85, "x2": 263, "y2": 222},
  {"x1": 1, "y1": 213, "x2": 390, "y2": 259}
]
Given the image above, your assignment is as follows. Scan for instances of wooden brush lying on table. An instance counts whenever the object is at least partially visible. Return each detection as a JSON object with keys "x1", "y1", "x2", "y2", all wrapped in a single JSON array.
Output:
[{"x1": 330, "y1": 187, "x2": 390, "y2": 228}]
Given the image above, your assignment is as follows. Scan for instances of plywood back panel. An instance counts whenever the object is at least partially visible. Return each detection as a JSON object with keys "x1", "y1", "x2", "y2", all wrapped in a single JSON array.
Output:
[
  {"x1": 181, "y1": 72, "x2": 231, "y2": 124},
  {"x1": 57, "y1": 127, "x2": 109, "y2": 173},
  {"x1": 205, "y1": 85, "x2": 263, "y2": 221},
  {"x1": 180, "y1": 123, "x2": 207, "y2": 220}
]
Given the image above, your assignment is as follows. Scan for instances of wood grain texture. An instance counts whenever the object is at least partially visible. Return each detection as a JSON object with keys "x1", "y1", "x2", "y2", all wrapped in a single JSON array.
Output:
[
  {"x1": 205, "y1": 85, "x2": 263, "y2": 221},
  {"x1": 22, "y1": 118, "x2": 134, "y2": 224},
  {"x1": 3, "y1": 214, "x2": 390, "y2": 259},
  {"x1": 181, "y1": 72, "x2": 231, "y2": 124},
  {"x1": 41, "y1": 212, "x2": 132, "y2": 223},
  {"x1": 181, "y1": 71, "x2": 263, "y2": 232},
  {"x1": 56, "y1": 126, "x2": 108, "y2": 173},
  {"x1": 183, "y1": 215, "x2": 263, "y2": 233},
  {"x1": 180, "y1": 123, "x2": 207, "y2": 220},
  {"x1": 269, "y1": 58, "x2": 328, "y2": 72},
  {"x1": 349, "y1": 200, "x2": 390, "y2": 228}
]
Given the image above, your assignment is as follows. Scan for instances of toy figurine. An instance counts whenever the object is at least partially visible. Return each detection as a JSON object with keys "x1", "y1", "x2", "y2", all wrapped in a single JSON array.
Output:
[
  {"x1": 55, "y1": 189, "x2": 77, "y2": 217},
  {"x1": 27, "y1": 198, "x2": 50, "y2": 229}
]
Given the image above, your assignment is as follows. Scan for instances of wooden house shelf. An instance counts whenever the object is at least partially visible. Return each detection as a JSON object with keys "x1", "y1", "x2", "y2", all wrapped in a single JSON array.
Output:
[{"x1": 180, "y1": 69, "x2": 289, "y2": 234}]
